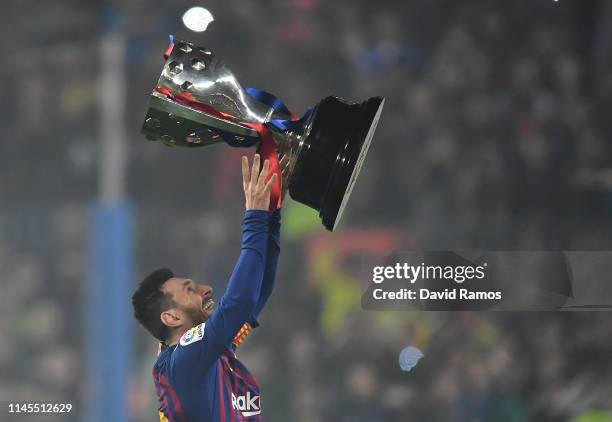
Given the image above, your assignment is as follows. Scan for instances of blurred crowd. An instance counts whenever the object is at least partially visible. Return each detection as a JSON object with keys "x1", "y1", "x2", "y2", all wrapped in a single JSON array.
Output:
[{"x1": 1, "y1": 0, "x2": 611, "y2": 421}]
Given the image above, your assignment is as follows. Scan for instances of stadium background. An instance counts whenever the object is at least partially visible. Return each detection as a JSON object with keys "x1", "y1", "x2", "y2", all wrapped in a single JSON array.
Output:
[{"x1": 1, "y1": 0, "x2": 611, "y2": 421}]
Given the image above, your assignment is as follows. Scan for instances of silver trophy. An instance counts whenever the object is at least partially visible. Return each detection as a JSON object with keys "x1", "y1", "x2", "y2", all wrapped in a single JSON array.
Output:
[{"x1": 142, "y1": 38, "x2": 384, "y2": 231}]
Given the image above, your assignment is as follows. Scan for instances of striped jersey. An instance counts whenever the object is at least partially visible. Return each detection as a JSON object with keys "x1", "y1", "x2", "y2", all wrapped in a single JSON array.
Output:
[{"x1": 153, "y1": 210, "x2": 280, "y2": 421}]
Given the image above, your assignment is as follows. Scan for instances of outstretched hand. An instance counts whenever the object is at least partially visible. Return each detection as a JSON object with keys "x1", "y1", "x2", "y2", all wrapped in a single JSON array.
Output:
[{"x1": 242, "y1": 154, "x2": 277, "y2": 211}]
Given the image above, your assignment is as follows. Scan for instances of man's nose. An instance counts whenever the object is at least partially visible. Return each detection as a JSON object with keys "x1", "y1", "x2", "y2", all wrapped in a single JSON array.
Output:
[{"x1": 199, "y1": 285, "x2": 213, "y2": 299}]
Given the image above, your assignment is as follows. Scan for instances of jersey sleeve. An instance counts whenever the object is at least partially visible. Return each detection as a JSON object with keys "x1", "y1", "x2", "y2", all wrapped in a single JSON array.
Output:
[
  {"x1": 169, "y1": 210, "x2": 270, "y2": 380},
  {"x1": 249, "y1": 208, "x2": 281, "y2": 326}
]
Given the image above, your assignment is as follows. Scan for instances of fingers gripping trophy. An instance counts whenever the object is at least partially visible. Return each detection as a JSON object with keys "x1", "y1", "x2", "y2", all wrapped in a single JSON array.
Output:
[{"x1": 142, "y1": 36, "x2": 384, "y2": 230}]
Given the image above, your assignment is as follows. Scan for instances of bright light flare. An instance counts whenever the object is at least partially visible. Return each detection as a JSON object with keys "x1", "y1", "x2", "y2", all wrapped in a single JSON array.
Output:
[{"x1": 182, "y1": 7, "x2": 214, "y2": 32}]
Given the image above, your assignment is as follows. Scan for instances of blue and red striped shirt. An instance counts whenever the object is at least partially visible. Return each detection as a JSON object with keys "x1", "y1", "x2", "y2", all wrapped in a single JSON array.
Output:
[{"x1": 153, "y1": 210, "x2": 280, "y2": 421}]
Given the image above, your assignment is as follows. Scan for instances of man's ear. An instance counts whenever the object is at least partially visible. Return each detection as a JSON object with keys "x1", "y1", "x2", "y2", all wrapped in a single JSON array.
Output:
[{"x1": 160, "y1": 309, "x2": 182, "y2": 329}]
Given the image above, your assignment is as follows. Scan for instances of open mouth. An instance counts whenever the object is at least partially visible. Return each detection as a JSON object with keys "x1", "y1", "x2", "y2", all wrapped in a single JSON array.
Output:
[{"x1": 202, "y1": 298, "x2": 215, "y2": 313}]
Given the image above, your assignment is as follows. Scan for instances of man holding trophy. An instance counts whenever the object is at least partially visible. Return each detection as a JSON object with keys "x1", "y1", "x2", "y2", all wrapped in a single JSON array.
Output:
[
  {"x1": 133, "y1": 37, "x2": 384, "y2": 420},
  {"x1": 133, "y1": 154, "x2": 284, "y2": 421}
]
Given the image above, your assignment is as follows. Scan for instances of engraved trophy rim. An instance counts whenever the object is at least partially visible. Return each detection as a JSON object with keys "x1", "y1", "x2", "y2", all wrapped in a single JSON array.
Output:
[{"x1": 149, "y1": 92, "x2": 259, "y2": 139}]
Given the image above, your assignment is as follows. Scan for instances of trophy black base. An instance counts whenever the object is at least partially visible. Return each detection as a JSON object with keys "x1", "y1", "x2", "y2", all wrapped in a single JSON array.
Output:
[{"x1": 289, "y1": 95, "x2": 385, "y2": 231}]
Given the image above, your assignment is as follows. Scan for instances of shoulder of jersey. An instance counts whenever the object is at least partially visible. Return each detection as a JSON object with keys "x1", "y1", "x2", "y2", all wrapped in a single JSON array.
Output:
[{"x1": 179, "y1": 323, "x2": 205, "y2": 346}]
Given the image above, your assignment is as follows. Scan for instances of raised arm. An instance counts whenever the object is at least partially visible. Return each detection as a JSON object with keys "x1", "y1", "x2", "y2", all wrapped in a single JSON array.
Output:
[
  {"x1": 171, "y1": 155, "x2": 277, "y2": 375},
  {"x1": 251, "y1": 153, "x2": 289, "y2": 324},
  {"x1": 201, "y1": 210, "x2": 270, "y2": 350},
  {"x1": 250, "y1": 209, "x2": 281, "y2": 323}
]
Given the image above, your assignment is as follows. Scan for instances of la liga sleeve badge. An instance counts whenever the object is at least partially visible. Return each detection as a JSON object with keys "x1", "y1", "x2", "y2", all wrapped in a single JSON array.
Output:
[{"x1": 179, "y1": 323, "x2": 205, "y2": 346}]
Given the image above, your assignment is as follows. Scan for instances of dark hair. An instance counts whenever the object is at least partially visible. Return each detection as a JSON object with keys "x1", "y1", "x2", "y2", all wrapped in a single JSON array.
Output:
[{"x1": 132, "y1": 268, "x2": 176, "y2": 341}]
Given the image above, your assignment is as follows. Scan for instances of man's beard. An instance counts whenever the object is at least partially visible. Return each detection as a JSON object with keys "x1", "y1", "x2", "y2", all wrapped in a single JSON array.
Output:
[{"x1": 184, "y1": 305, "x2": 208, "y2": 326}]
